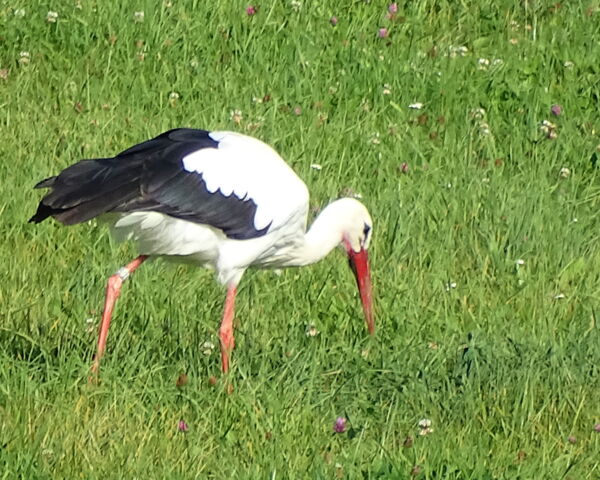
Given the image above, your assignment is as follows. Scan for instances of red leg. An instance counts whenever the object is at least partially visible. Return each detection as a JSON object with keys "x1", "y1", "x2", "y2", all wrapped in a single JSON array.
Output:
[
  {"x1": 90, "y1": 255, "x2": 149, "y2": 377},
  {"x1": 219, "y1": 286, "x2": 237, "y2": 374}
]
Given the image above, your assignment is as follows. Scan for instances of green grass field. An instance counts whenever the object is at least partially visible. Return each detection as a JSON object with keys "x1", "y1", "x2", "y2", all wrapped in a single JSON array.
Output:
[{"x1": 1, "y1": 0, "x2": 600, "y2": 477}]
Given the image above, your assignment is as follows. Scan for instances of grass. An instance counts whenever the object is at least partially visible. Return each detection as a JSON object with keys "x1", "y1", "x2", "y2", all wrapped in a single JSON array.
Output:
[{"x1": 1, "y1": 0, "x2": 600, "y2": 477}]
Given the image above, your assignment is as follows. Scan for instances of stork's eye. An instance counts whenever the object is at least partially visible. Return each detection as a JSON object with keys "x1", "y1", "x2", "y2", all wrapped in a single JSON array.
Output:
[
  {"x1": 362, "y1": 223, "x2": 371, "y2": 246},
  {"x1": 363, "y1": 223, "x2": 371, "y2": 237}
]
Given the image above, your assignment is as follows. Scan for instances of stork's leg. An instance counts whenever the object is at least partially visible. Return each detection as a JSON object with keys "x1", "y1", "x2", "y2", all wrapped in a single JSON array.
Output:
[
  {"x1": 218, "y1": 286, "x2": 237, "y2": 374},
  {"x1": 91, "y1": 255, "x2": 149, "y2": 376}
]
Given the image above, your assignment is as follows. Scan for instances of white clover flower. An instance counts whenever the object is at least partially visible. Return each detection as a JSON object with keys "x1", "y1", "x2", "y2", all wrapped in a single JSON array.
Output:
[
  {"x1": 85, "y1": 317, "x2": 95, "y2": 333},
  {"x1": 540, "y1": 120, "x2": 557, "y2": 137},
  {"x1": 564, "y1": 61, "x2": 574, "y2": 69},
  {"x1": 478, "y1": 58, "x2": 490, "y2": 70},
  {"x1": 133, "y1": 11, "x2": 145, "y2": 22},
  {"x1": 370, "y1": 132, "x2": 381, "y2": 144},
  {"x1": 18, "y1": 51, "x2": 30, "y2": 65},
  {"x1": 480, "y1": 122, "x2": 491, "y2": 136},
  {"x1": 189, "y1": 58, "x2": 199, "y2": 69},
  {"x1": 559, "y1": 167, "x2": 571, "y2": 178},
  {"x1": 408, "y1": 102, "x2": 423, "y2": 109},
  {"x1": 310, "y1": 164, "x2": 322, "y2": 171},
  {"x1": 169, "y1": 91, "x2": 180, "y2": 100},
  {"x1": 418, "y1": 418, "x2": 432, "y2": 428},
  {"x1": 471, "y1": 108, "x2": 486, "y2": 119},
  {"x1": 418, "y1": 418, "x2": 434, "y2": 435},
  {"x1": 448, "y1": 45, "x2": 468, "y2": 58},
  {"x1": 554, "y1": 293, "x2": 566, "y2": 300},
  {"x1": 47, "y1": 11, "x2": 58, "y2": 23},
  {"x1": 291, "y1": 0, "x2": 302, "y2": 11},
  {"x1": 516, "y1": 259, "x2": 525, "y2": 266},
  {"x1": 14, "y1": 8, "x2": 25, "y2": 17},
  {"x1": 201, "y1": 341, "x2": 215, "y2": 355},
  {"x1": 230, "y1": 109, "x2": 243, "y2": 124},
  {"x1": 445, "y1": 282, "x2": 457, "y2": 291},
  {"x1": 382, "y1": 84, "x2": 392, "y2": 95},
  {"x1": 541, "y1": 120, "x2": 556, "y2": 129},
  {"x1": 305, "y1": 324, "x2": 319, "y2": 337}
]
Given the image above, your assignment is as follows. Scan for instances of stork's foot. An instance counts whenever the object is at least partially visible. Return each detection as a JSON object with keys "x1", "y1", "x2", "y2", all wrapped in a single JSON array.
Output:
[
  {"x1": 88, "y1": 355, "x2": 102, "y2": 384},
  {"x1": 88, "y1": 365, "x2": 99, "y2": 385},
  {"x1": 208, "y1": 374, "x2": 234, "y2": 394}
]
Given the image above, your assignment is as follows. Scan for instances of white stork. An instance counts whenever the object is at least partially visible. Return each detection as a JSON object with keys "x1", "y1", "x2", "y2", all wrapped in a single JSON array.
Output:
[{"x1": 30, "y1": 129, "x2": 374, "y2": 376}]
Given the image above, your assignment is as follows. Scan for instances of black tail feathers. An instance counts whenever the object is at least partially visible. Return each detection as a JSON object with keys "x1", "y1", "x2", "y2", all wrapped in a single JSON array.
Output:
[{"x1": 29, "y1": 157, "x2": 141, "y2": 226}]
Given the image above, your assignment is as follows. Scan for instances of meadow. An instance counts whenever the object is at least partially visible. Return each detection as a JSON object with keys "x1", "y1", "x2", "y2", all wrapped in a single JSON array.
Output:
[{"x1": 1, "y1": 0, "x2": 599, "y2": 477}]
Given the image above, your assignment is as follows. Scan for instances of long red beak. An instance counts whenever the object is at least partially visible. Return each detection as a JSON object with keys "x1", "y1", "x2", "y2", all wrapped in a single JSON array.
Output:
[{"x1": 347, "y1": 247, "x2": 374, "y2": 335}]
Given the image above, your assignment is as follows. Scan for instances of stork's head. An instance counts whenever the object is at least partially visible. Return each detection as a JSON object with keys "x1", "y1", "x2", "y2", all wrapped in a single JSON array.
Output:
[{"x1": 337, "y1": 198, "x2": 374, "y2": 335}]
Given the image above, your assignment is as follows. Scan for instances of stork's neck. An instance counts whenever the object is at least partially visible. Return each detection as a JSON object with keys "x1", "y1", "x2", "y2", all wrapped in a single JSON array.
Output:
[{"x1": 284, "y1": 200, "x2": 349, "y2": 267}]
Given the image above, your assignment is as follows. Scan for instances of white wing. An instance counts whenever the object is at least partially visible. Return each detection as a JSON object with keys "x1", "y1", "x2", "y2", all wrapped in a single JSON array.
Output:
[{"x1": 182, "y1": 131, "x2": 309, "y2": 232}]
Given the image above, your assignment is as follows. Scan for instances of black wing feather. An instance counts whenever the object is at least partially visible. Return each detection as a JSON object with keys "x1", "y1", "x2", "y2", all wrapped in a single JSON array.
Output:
[{"x1": 29, "y1": 128, "x2": 270, "y2": 240}]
